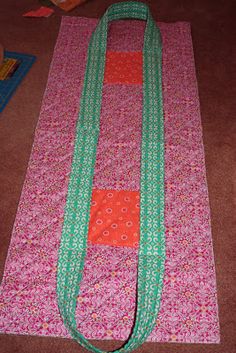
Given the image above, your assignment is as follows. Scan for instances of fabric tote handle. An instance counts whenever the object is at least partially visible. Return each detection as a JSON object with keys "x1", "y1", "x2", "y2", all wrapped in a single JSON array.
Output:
[{"x1": 56, "y1": 2, "x2": 165, "y2": 352}]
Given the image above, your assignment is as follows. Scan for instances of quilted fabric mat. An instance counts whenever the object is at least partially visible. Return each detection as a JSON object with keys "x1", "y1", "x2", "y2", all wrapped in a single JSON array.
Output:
[{"x1": 0, "y1": 17, "x2": 220, "y2": 344}]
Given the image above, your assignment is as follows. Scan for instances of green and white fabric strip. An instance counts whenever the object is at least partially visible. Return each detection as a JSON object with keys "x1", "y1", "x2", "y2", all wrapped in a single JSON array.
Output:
[{"x1": 56, "y1": 2, "x2": 165, "y2": 352}]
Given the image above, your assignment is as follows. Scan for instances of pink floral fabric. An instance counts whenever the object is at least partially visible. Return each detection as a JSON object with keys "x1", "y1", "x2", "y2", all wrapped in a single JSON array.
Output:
[
  {"x1": 94, "y1": 84, "x2": 142, "y2": 191},
  {"x1": 0, "y1": 17, "x2": 220, "y2": 343}
]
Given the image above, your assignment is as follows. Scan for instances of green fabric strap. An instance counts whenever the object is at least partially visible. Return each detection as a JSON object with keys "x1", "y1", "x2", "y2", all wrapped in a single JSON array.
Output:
[{"x1": 56, "y1": 2, "x2": 165, "y2": 352}]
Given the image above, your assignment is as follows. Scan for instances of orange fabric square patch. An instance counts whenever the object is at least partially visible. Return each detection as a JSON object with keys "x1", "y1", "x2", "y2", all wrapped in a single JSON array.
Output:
[
  {"x1": 88, "y1": 189, "x2": 140, "y2": 247},
  {"x1": 104, "y1": 51, "x2": 142, "y2": 84}
]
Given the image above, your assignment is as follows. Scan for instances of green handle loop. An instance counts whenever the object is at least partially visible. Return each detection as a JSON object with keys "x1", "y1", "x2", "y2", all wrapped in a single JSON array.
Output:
[{"x1": 56, "y1": 2, "x2": 165, "y2": 352}]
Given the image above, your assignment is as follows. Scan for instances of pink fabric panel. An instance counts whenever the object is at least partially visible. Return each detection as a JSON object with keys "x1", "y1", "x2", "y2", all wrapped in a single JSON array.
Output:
[
  {"x1": 0, "y1": 17, "x2": 220, "y2": 343},
  {"x1": 93, "y1": 85, "x2": 142, "y2": 191}
]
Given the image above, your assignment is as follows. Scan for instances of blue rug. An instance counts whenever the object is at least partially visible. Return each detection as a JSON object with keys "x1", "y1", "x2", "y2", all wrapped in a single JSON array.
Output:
[{"x1": 0, "y1": 51, "x2": 36, "y2": 112}]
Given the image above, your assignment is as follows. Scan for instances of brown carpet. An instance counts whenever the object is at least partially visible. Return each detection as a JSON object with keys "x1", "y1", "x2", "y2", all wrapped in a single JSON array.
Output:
[{"x1": 0, "y1": 0, "x2": 235, "y2": 352}]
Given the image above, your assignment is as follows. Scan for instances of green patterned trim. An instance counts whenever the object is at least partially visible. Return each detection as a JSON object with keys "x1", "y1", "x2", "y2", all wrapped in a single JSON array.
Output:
[{"x1": 56, "y1": 2, "x2": 165, "y2": 352}]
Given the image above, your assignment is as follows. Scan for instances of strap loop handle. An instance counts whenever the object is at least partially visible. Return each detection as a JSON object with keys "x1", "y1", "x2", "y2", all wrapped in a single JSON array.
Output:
[{"x1": 57, "y1": 2, "x2": 165, "y2": 352}]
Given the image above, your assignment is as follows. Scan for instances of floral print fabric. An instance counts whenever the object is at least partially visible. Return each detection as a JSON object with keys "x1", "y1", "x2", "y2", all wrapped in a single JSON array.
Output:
[
  {"x1": 104, "y1": 51, "x2": 143, "y2": 84},
  {"x1": 0, "y1": 17, "x2": 220, "y2": 343},
  {"x1": 88, "y1": 189, "x2": 140, "y2": 247},
  {"x1": 94, "y1": 84, "x2": 142, "y2": 191}
]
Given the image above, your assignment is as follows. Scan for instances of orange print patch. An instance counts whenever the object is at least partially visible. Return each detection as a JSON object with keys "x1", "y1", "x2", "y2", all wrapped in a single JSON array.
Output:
[
  {"x1": 88, "y1": 189, "x2": 140, "y2": 247},
  {"x1": 104, "y1": 51, "x2": 142, "y2": 84}
]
